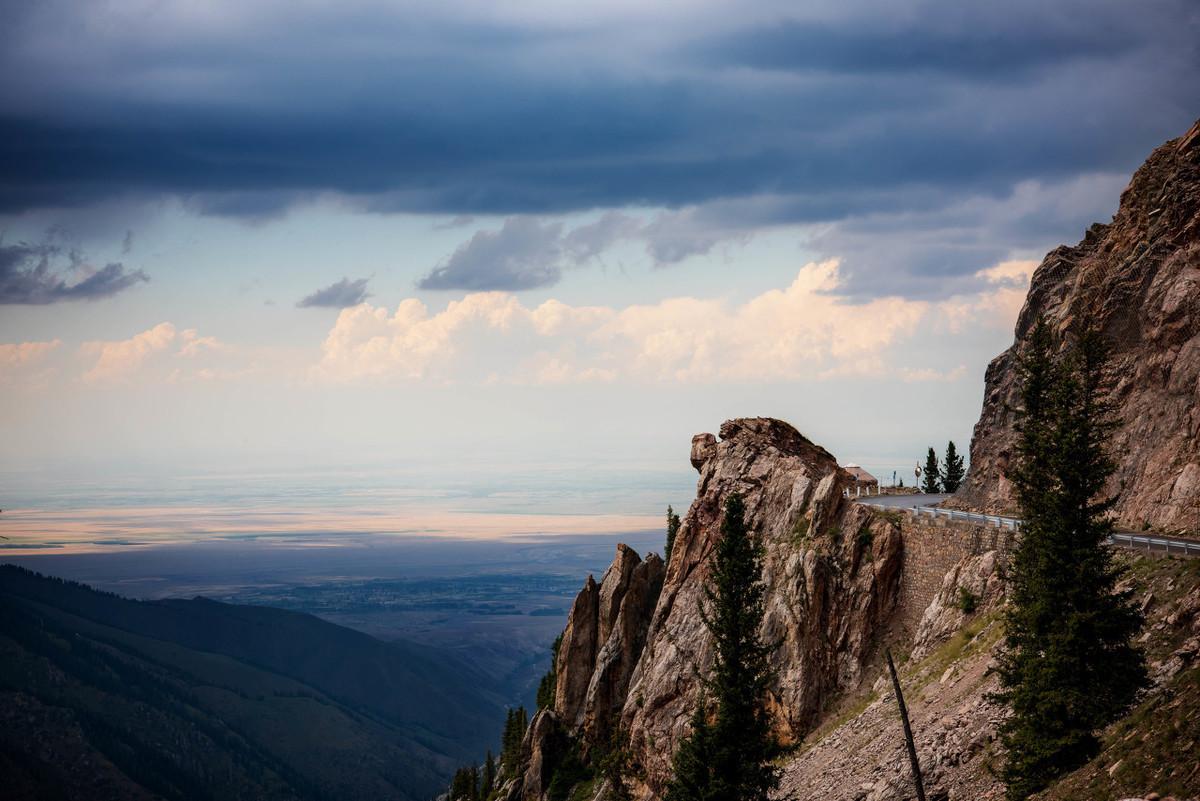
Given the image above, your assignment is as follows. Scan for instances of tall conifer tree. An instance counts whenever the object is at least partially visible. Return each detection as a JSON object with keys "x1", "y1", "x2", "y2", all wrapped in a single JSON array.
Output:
[
  {"x1": 921, "y1": 447, "x2": 941, "y2": 493},
  {"x1": 666, "y1": 696, "x2": 717, "y2": 801},
  {"x1": 997, "y1": 320, "x2": 1146, "y2": 800},
  {"x1": 665, "y1": 493, "x2": 779, "y2": 801},
  {"x1": 482, "y1": 750, "x2": 495, "y2": 797},
  {"x1": 941, "y1": 441, "x2": 965, "y2": 492}
]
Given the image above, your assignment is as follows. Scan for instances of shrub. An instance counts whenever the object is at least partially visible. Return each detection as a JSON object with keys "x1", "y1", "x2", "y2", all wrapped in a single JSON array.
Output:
[{"x1": 956, "y1": 587, "x2": 978, "y2": 615}]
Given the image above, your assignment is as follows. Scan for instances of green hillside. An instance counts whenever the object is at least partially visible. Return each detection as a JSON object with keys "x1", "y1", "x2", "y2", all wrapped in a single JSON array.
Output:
[{"x1": 0, "y1": 564, "x2": 507, "y2": 801}]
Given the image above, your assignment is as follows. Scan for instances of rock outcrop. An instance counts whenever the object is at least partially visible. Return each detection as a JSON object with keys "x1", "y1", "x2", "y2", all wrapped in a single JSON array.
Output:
[
  {"x1": 511, "y1": 414, "x2": 1200, "y2": 801},
  {"x1": 582, "y1": 551, "x2": 665, "y2": 746},
  {"x1": 548, "y1": 418, "x2": 905, "y2": 799},
  {"x1": 955, "y1": 119, "x2": 1200, "y2": 533},
  {"x1": 555, "y1": 544, "x2": 666, "y2": 739},
  {"x1": 555, "y1": 575, "x2": 600, "y2": 727},
  {"x1": 516, "y1": 710, "x2": 565, "y2": 801}
]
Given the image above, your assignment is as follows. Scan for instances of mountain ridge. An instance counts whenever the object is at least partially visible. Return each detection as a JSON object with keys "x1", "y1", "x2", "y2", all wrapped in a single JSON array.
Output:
[{"x1": 0, "y1": 563, "x2": 508, "y2": 801}]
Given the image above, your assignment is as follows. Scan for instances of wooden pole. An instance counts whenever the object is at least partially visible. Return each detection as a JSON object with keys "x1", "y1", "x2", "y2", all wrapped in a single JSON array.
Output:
[{"x1": 886, "y1": 649, "x2": 927, "y2": 801}]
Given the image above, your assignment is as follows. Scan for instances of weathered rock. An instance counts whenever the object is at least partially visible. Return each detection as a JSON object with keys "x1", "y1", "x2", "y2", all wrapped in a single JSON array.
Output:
[
  {"x1": 617, "y1": 418, "x2": 904, "y2": 798},
  {"x1": 955, "y1": 118, "x2": 1200, "y2": 533},
  {"x1": 520, "y1": 709, "x2": 564, "y2": 801},
  {"x1": 583, "y1": 552, "x2": 666, "y2": 746},
  {"x1": 597, "y1": 544, "x2": 642, "y2": 650},
  {"x1": 556, "y1": 544, "x2": 666, "y2": 734},
  {"x1": 690, "y1": 433, "x2": 717, "y2": 470},
  {"x1": 555, "y1": 575, "x2": 600, "y2": 726}
]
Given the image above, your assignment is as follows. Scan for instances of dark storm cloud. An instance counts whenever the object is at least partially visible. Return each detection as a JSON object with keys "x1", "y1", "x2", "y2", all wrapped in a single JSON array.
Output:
[
  {"x1": 297, "y1": 277, "x2": 372, "y2": 308},
  {"x1": 419, "y1": 219, "x2": 565, "y2": 291},
  {"x1": 0, "y1": 242, "x2": 149, "y2": 304},
  {"x1": 418, "y1": 213, "x2": 647, "y2": 290},
  {"x1": 0, "y1": 0, "x2": 1196, "y2": 297},
  {"x1": 694, "y1": 15, "x2": 1137, "y2": 78}
]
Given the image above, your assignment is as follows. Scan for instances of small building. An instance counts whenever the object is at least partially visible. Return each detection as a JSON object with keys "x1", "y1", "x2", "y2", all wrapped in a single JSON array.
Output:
[{"x1": 842, "y1": 463, "x2": 879, "y2": 494}]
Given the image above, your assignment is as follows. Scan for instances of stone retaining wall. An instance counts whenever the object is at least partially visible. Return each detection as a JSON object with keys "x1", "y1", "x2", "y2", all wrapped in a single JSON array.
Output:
[{"x1": 889, "y1": 510, "x2": 1015, "y2": 634}]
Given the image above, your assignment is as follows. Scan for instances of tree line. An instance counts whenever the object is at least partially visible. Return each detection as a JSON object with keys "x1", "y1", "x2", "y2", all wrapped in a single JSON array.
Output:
[
  {"x1": 446, "y1": 708, "x2": 527, "y2": 801},
  {"x1": 919, "y1": 441, "x2": 965, "y2": 493}
]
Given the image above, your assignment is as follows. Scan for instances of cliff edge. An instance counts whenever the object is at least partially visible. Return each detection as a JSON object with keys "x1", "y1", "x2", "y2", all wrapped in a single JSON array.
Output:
[
  {"x1": 955, "y1": 119, "x2": 1200, "y2": 533},
  {"x1": 508, "y1": 418, "x2": 906, "y2": 801}
]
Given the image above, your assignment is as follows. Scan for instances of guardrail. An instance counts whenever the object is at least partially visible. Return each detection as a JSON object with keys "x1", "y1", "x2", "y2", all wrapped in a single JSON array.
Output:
[
  {"x1": 858, "y1": 501, "x2": 1200, "y2": 557},
  {"x1": 1109, "y1": 532, "x2": 1200, "y2": 557},
  {"x1": 860, "y1": 501, "x2": 1020, "y2": 531}
]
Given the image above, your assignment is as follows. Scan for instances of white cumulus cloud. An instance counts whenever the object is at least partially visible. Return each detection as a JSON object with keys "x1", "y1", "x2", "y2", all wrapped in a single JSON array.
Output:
[
  {"x1": 80, "y1": 322, "x2": 177, "y2": 382},
  {"x1": 314, "y1": 260, "x2": 937, "y2": 384},
  {"x1": 0, "y1": 339, "x2": 62, "y2": 370}
]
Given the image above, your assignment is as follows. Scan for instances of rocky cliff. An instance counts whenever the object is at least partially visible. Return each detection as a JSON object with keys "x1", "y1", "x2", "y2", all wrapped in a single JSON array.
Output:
[
  {"x1": 955, "y1": 119, "x2": 1200, "y2": 533},
  {"x1": 510, "y1": 418, "x2": 906, "y2": 801},
  {"x1": 500, "y1": 416, "x2": 1200, "y2": 801}
]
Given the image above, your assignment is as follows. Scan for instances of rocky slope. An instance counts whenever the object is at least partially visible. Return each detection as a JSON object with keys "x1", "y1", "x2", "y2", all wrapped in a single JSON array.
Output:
[
  {"x1": 778, "y1": 553, "x2": 1200, "y2": 801},
  {"x1": 955, "y1": 119, "x2": 1200, "y2": 533},
  {"x1": 500, "y1": 417, "x2": 1200, "y2": 801}
]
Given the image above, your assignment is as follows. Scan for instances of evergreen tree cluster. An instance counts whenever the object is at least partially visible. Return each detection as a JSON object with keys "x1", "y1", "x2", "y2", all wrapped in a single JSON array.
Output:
[
  {"x1": 448, "y1": 752, "x2": 498, "y2": 801},
  {"x1": 917, "y1": 441, "x2": 965, "y2": 493},
  {"x1": 665, "y1": 506, "x2": 682, "y2": 563},
  {"x1": 996, "y1": 319, "x2": 1146, "y2": 800},
  {"x1": 444, "y1": 704, "x2": 539, "y2": 801},
  {"x1": 448, "y1": 634, "x2": 567, "y2": 801},
  {"x1": 536, "y1": 634, "x2": 563, "y2": 710},
  {"x1": 501, "y1": 707, "x2": 529, "y2": 775},
  {"x1": 941, "y1": 441, "x2": 965, "y2": 492},
  {"x1": 666, "y1": 493, "x2": 780, "y2": 801}
]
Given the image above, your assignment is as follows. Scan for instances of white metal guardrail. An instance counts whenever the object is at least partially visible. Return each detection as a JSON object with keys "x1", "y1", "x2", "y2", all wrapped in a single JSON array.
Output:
[
  {"x1": 1108, "y1": 532, "x2": 1200, "y2": 557},
  {"x1": 858, "y1": 500, "x2": 1200, "y2": 557}
]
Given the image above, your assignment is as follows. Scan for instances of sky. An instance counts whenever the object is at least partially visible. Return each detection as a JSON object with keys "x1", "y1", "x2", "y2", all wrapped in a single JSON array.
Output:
[{"x1": 1, "y1": 0, "x2": 1198, "y2": 503}]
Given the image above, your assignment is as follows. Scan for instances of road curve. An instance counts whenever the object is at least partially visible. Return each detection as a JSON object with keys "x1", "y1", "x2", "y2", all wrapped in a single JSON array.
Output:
[{"x1": 855, "y1": 495, "x2": 1200, "y2": 558}]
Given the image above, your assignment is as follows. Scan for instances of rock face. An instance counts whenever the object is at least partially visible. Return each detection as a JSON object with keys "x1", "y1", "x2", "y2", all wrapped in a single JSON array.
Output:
[
  {"x1": 550, "y1": 418, "x2": 905, "y2": 799},
  {"x1": 555, "y1": 575, "x2": 600, "y2": 727},
  {"x1": 582, "y1": 551, "x2": 665, "y2": 746},
  {"x1": 956, "y1": 119, "x2": 1200, "y2": 532},
  {"x1": 555, "y1": 544, "x2": 666, "y2": 737},
  {"x1": 518, "y1": 709, "x2": 564, "y2": 801}
]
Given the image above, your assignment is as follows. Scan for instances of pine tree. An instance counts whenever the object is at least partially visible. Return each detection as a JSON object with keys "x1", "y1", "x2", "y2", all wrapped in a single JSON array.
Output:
[
  {"x1": 666, "y1": 506, "x2": 682, "y2": 563},
  {"x1": 482, "y1": 750, "x2": 495, "y2": 798},
  {"x1": 501, "y1": 708, "x2": 527, "y2": 774},
  {"x1": 665, "y1": 493, "x2": 780, "y2": 801},
  {"x1": 996, "y1": 320, "x2": 1146, "y2": 800},
  {"x1": 594, "y1": 715, "x2": 634, "y2": 801},
  {"x1": 921, "y1": 447, "x2": 941, "y2": 493},
  {"x1": 536, "y1": 634, "x2": 563, "y2": 710},
  {"x1": 450, "y1": 767, "x2": 475, "y2": 801},
  {"x1": 665, "y1": 695, "x2": 717, "y2": 801},
  {"x1": 940, "y1": 441, "x2": 965, "y2": 492}
]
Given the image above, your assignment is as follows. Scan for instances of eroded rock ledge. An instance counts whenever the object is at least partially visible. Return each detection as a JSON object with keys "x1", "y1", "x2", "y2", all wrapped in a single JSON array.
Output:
[{"x1": 514, "y1": 418, "x2": 906, "y2": 801}]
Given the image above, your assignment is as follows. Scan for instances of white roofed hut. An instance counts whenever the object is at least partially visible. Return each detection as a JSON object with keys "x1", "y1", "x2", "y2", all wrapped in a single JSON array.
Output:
[{"x1": 841, "y1": 463, "x2": 879, "y2": 496}]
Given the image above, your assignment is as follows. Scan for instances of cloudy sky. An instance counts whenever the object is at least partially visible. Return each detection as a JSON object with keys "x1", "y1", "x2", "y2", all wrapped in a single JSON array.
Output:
[{"x1": 1, "y1": 0, "x2": 1197, "y2": 489}]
